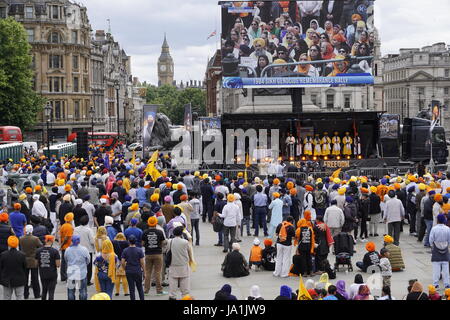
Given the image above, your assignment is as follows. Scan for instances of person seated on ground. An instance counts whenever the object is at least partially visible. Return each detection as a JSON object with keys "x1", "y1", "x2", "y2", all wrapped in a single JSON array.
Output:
[
  {"x1": 322, "y1": 285, "x2": 338, "y2": 300},
  {"x1": 248, "y1": 238, "x2": 263, "y2": 271},
  {"x1": 377, "y1": 286, "x2": 395, "y2": 300},
  {"x1": 383, "y1": 235, "x2": 405, "y2": 271},
  {"x1": 353, "y1": 285, "x2": 375, "y2": 300},
  {"x1": 335, "y1": 280, "x2": 349, "y2": 300},
  {"x1": 349, "y1": 274, "x2": 365, "y2": 300},
  {"x1": 316, "y1": 273, "x2": 332, "y2": 291},
  {"x1": 261, "y1": 238, "x2": 277, "y2": 271},
  {"x1": 213, "y1": 284, "x2": 237, "y2": 300},
  {"x1": 221, "y1": 243, "x2": 250, "y2": 278},
  {"x1": 356, "y1": 242, "x2": 380, "y2": 272},
  {"x1": 428, "y1": 285, "x2": 441, "y2": 300},
  {"x1": 247, "y1": 285, "x2": 264, "y2": 300},
  {"x1": 275, "y1": 285, "x2": 295, "y2": 300},
  {"x1": 406, "y1": 281, "x2": 429, "y2": 300}
]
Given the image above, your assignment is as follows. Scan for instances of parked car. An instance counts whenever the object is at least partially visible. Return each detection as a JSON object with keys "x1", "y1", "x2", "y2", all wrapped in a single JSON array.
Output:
[{"x1": 127, "y1": 143, "x2": 143, "y2": 151}]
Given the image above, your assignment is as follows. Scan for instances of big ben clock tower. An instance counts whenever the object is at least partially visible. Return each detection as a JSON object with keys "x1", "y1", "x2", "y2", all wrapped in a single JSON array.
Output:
[{"x1": 157, "y1": 34, "x2": 174, "y2": 86}]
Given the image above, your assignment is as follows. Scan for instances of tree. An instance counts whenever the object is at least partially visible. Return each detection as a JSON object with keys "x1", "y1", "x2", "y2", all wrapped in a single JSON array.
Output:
[
  {"x1": 145, "y1": 84, "x2": 206, "y2": 125},
  {"x1": 0, "y1": 18, "x2": 45, "y2": 129}
]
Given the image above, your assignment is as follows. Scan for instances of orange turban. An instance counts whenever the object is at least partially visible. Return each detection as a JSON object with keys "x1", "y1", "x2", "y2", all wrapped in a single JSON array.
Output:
[
  {"x1": 130, "y1": 203, "x2": 139, "y2": 212},
  {"x1": 7, "y1": 236, "x2": 19, "y2": 249},
  {"x1": 264, "y1": 239, "x2": 273, "y2": 246},
  {"x1": 180, "y1": 194, "x2": 188, "y2": 202},
  {"x1": 45, "y1": 235, "x2": 55, "y2": 242},
  {"x1": 366, "y1": 242, "x2": 375, "y2": 252},
  {"x1": 305, "y1": 185, "x2": 314, "y2": 192},
  {"x1": 64, "y1": 185, "x2": 72, "y2": 192},
  {"x1": 227, "y1": 194, "x2": 235, "y2": 202},
  {"x1": 273, "y1": 192, "x2": 280, "y2": 199},
  {"x1": 166, "y1": 182, "x2": 172, "y2": 188},
  {"x1": 34, "y1": 185, "x2": 42, "y2": 192},
  {"x1": 64, "y1": 212, "x2": 74, "y2": 222},
  {"x1": 434, "y1": 194, "x2": 443, "y2": 202},
  {"x1": 286, "y1": 182, "x2": 294, "y2": 190},
  {"x1": 147, "y1": 216, "x2": 158, "y2": 227},
  {"x1": 13, "y1": 203, "x2": 21, "y2": 210},
  {"x1": 0, "y1": 213, "x2": 8, "y2": 222},
  {"x1": 352, "y1": 14, "x2": 362, "y2": 21},
  {"x1": 215, "y1": 175, "x2": 221, "y2": 181},
  {"x1": 177, "y1": 184, "x2": 183, "y2": 191},
  {"x1": 150, "y1": 194, "x2": 160, "y2": 202},
  {"x1": 25, "y1": 187, "x2": 33, "y2": 194},
  {"x1": 394, "y1": 183, "x2": 401, "y2": 190},
  {"x1": 361, "y1": 188, "x2": 369, "y2": 194},
  {"x1": 273, "y1": 179, "x2": 280, "y2": 185},
  {"x1": 290, "y1": 188, "x2": 297, "y2": 196},
  {"x1": 304, "y1": 210, "x2": 311, "y2": 221}
]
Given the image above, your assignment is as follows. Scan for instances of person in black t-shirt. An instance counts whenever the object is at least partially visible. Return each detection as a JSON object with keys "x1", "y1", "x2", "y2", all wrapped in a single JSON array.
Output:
[
  {"x1": 273, "y1": 216, "x2": 296, "y2": 278},
  {"x1": 142, "y1": 216, "x2": 167, "y2": 295},
  {"x1": 94, "y1": 198, "x2": 111, "y2": 228},
  {"x1": 35, "y1": 235, "x2": 60, "y2": 300}
]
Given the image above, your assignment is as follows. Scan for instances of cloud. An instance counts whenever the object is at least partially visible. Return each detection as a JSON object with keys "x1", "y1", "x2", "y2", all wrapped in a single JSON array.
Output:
[{"x1": 84, "y1": 0, "x2": 450, "y2": 85}]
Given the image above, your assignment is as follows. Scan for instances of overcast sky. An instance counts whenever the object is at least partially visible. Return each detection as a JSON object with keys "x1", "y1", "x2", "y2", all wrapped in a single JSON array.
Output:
[{"x1": 83, "y1": 0, "x2": 450, "y2": 86}]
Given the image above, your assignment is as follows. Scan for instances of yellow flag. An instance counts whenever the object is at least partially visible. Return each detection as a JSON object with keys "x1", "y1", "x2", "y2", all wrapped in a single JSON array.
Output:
[
  {"x1": 245, "y1": 153, "x2": 251, "y2": 168},
  {"x1": 297, "y1": 275, "x2": 312, "y2": 300},
  {"x1": 148, "y1": 150, "x2": 159, "y2": 164},
  {"x1": 331, "y1": 168, "x2": 342, "y2": 180},
  {"x1": 144, "y1": 161, "x2": 161, "y2": 182}
]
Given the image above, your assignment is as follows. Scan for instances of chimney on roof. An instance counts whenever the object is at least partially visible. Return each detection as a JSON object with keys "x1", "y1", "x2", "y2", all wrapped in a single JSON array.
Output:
[{"x1": 95, "y1": 30, "x2": 106, "y2": 41}]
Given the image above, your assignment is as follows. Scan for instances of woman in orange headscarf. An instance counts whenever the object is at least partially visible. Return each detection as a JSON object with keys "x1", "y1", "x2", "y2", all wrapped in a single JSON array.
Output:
[
  {"x1": 327, "y1": 55, "x2": 348, "y2": 77},
  {"x1": 297, "y1": 53, "x2": 319, "y2": 77},
  {"x1": 94, "y1": 239, "x2": 118, "y2": 299}
]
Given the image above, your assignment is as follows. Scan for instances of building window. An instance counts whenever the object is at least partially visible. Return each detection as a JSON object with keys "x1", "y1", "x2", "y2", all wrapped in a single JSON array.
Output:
[
  {"x1": 311, "y1": 94, "x2": 317, "y2": 106},
  {"x1": 50, "y1": 101, "x2": 64, "y2": 120},
  {"x1": 48, "y1": 32, "x2": 62, "y2": 44},
  {"x1": 49, "y1": 55, "x2": 63, "y2": 69},
  {"x1": 418, "y1": 87, "x2": 425, "y2": 95},
  {"x1": 73, "y1": 77, "x2": 79, "y2": 92},
  {"x1": 72, "y1": 55, "x2": 79, "y2": 69},
  {"x1": 83, "y1": 77, "x2": 89, "y2": 93},
  {"x1": 50, "y1": 5, "x2": 59, "y2": 19},
  {"x1": 326, "y1": 95, "x2": 334, "y2": 109},
  {"x1": 0, "y1": 7, "x2": 7, "y2": 19},
  {"x1": 344, "y1": 94, "x2": 351, "y2": 109},
  {"x1": 48, "y1": 77, "x2": 64, "y2": 93},
  {"x1": 71, "y1": 30, "x2": 78, "y2": 44},
  {"x1": 25, "y1": 6, "x2": 33, "y2": 19},
  {"x1": 84, "y1": 57, "x2": 88, "y2": 71},
  {"x1": 26, "y1": 28, "x2": 34, "y2": 42},
  {"x1": 74, "y1": 101, "x2": 80, "y2": 120},
  {"x1": 445, "y1": 87, "x2": 449, "y2": 95},
  {"x1": 31, "y1": 55, "x2": 36, "y2": 69},
  {"x1": 445, "y1": 69, "x2": 450, "y2": 78}
]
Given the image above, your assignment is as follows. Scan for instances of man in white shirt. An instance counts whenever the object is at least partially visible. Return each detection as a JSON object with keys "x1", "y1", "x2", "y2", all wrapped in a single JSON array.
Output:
[
  {"x1": 46, "y1": 170, "x2": 56, "y2": 186},
  {"x1": 81, "y1": 195, "x2": 95, "y2": 228},
  {"x1": 31, "y1": 194, "x2": 47, "y2": 219},
  {"x1": 383, "y1": 191, "x2": 405, "y2": 246},
  {"x1": 110, "y1": 193, "x2": 123, "y2": 233},
  {"x1": 217, "y1": 194, "x2": 241, "y2": 253}
]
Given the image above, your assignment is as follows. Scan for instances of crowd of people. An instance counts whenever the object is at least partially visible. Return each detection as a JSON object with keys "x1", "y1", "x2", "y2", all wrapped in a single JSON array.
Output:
[
  {"x1": 221, "y1": 1, "x2": 375, "y2": 78},
  {"x1": 0, "y1": 150, "x2": 449, "y2": 300}
]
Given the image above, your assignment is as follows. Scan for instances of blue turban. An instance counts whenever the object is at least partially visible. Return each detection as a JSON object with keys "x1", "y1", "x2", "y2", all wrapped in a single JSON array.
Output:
[
  {"x1": 345, "y1": 196, "x2": 354, "y2": 203},
  {"x1": 71, "y1": 235, "x2": 81, "y2": 246}
]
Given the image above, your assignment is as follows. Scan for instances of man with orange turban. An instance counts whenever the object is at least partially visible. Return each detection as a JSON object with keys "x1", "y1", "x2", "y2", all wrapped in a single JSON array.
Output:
[
  {"x1": 0, "y1": 236, "x2": 27, "y2": 300},
  {"x1": 59, "y1": 213, "x2": 74, "y2": 282},
  {"x1": 0, "y1": 212, "x2": 13, "y2": 255},
  {"x1": 261, "y1": 238, "x2": 276, "y2": 271},
  {"x1": 9, "y1": 203, "x2": 27, "y2": 238},
  {"x1": 356, "y1": 242, "x2": 380, "y2": 272}
]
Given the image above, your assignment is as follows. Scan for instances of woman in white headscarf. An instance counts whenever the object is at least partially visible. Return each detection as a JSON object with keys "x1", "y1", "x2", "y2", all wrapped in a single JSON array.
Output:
[{"x1": 247, "y1": 285, "x2": 264, "y2": 300}]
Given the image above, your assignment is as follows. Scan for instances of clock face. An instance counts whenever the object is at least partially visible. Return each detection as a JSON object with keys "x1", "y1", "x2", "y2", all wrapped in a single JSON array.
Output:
[{"x1": 160, "y1": 65, "x2": 167, "y2": 72}]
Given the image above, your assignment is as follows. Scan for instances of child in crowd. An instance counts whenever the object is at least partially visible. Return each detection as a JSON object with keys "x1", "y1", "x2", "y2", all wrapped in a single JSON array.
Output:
[
  {"x1": 249, "y1": 238, "x2": 263, "y2": 271},
  {"x1": 379, "y1": 248, "x2": 392, "y2": 287},
  {"x1": 428, "y1": 285, "x2": 441, "y2": 300}
]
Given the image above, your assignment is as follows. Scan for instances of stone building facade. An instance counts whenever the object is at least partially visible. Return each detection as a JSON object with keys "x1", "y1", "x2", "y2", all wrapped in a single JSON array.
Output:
[{"x1": 382, "y1": 43, "x2": 450, "y2": 134}]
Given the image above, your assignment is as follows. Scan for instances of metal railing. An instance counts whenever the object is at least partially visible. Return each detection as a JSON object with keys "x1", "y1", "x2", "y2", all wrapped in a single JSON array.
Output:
[{"x1": 261, "y1": 56, "x2": 374, "y2": 78}]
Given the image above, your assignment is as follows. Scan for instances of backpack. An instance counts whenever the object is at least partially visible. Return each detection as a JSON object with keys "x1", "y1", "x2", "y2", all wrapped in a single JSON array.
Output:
[{"x1": 314, "y1": 190, "x2": 326, "y2": 208}]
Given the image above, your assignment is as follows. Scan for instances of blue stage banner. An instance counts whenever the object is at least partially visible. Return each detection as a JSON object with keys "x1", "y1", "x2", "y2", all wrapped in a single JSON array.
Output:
[{"x1": 223, "y1": 76, "x2": 374, "y2": 89}]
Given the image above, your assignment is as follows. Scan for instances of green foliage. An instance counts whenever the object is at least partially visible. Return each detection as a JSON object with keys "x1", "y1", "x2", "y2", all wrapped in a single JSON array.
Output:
[
  {"x1": 145, "y1": 84, "x2": 206, "y2": 125},
  {"x1": 0, "y1": 18, "x2": 45, "y2": 129}
]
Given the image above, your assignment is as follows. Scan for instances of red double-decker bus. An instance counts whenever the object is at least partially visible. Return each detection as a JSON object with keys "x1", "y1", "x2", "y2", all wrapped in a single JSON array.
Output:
[
  {"x1": 0, "y1": 126, "x2": 23, "y2": 144},
  {"x1": 67, "y1": 132, "x2": 125, "y2": 150}
]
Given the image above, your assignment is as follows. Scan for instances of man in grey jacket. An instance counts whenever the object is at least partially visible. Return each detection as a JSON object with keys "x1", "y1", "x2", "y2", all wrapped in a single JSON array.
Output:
[
  {"x1": 168, "y1": 226, "x2": 194, "y2": 300},
  {"x1": 383, "y1": 191, "x2": 405, "y2": 246}
]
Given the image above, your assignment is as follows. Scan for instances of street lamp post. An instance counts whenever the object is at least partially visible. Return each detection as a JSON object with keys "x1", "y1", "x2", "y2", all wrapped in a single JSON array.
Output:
[
  {"x1": 114, "y1": 80, "x2": 120, "y2": 137},
  {"x1": 44, "y1": 102, "x2": 52, "y2": 156},
  {"x1": 89, "y1": 106, "x2": 95, "y2": 147}
]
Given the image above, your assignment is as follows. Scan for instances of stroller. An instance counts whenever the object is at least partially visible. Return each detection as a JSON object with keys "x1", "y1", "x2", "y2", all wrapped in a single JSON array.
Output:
[{"x1": 333, "y1": 233, "x2": 354, "y2": 272}]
